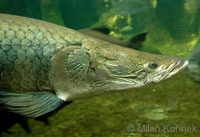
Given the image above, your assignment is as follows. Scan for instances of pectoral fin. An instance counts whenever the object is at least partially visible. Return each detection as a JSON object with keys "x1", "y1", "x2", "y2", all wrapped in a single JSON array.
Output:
[{"x1": 0, "y1": 91, "x2": 64, "y2": 118}]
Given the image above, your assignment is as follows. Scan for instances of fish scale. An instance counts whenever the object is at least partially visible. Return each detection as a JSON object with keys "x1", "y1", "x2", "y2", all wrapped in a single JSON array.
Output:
[{"x1": 0, "y1": 13, "x2": 84, "y2": 92}]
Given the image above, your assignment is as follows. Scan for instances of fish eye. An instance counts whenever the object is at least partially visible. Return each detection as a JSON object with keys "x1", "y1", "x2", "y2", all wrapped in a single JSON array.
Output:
[{"x1": 149, "y1": 62, "x2": 158, "y2": 69}]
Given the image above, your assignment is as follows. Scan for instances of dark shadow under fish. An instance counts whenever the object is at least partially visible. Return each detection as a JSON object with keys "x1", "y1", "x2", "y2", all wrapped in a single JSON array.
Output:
[
  {"x1": 0, "y1": 101, "x2": 72, "y2": 134},
  {"x1": 0, "y1": 111, "x2": 30, "y2": 134}
]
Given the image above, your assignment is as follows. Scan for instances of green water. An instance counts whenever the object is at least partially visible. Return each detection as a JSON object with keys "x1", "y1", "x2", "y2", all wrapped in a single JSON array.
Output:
[{"x1": 1, "y1": 0, "x2": 200, "y2": 137}]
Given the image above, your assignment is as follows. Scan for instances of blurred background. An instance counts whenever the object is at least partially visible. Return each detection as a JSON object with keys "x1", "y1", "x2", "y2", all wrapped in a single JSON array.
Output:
[{"x1": 0, "y1": 0, "x2": 200, "y2": 137}]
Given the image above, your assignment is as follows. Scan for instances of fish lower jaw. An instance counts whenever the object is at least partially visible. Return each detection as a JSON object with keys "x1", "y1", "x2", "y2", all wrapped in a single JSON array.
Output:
[{"x1": 110, "y1": 80, "x2": 146, "y2": 90}]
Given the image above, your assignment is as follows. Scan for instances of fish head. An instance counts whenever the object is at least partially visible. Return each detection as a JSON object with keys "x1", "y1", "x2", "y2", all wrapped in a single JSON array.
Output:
[
  {"x1": 50, "y1": 41, "x2": 188, "y2": 100},
  {"x1": 84, "y1": 42, "x2": 188, "y2": 92}
]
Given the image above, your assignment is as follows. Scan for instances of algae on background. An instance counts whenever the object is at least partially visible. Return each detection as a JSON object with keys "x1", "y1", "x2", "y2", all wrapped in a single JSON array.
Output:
[
  {"x1": 40, "y1": 0, "x2": 64, "y2": 26},
  {"x1": 94, "y1": 0, "x2": 200, "y2": 57},
  {"x1": 143, "y1": 0, "x2": 200, "y2": 57}
]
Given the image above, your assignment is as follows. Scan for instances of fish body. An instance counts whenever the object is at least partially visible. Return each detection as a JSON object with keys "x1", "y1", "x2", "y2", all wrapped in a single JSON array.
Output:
[
  {"x1": 0, "y1": 14, "x2": 85, "y2": 93},
  {"x1": 0, "y1": 14, "x2": 188, "y2": 118}
]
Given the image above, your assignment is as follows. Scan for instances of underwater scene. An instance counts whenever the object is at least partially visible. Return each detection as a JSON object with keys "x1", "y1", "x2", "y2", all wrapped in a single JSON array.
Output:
[{"x1": 0, "y1": 0, "x2": 200, "y2": 137}]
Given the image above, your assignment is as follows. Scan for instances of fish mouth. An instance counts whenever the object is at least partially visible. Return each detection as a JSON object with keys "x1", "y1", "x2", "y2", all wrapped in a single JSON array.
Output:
[{"x1": 165, "y1": 58, "x2": 188, "y2": 79}]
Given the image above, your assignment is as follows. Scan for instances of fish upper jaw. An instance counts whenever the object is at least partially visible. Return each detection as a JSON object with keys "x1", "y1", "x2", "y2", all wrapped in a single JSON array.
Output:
[{"x1": 164, "y1": 58, "x2": 188, "y2": 80}]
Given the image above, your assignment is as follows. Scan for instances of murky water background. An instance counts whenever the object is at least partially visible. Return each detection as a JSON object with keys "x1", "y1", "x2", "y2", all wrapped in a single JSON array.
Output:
[{"x1": 0, "y1": 0, "x2": 200, "y2": 136}]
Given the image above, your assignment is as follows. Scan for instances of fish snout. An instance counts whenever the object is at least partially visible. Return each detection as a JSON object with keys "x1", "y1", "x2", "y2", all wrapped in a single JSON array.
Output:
[{"x1": 165, "y1": 57, "x2": 188, "y2": 79}]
